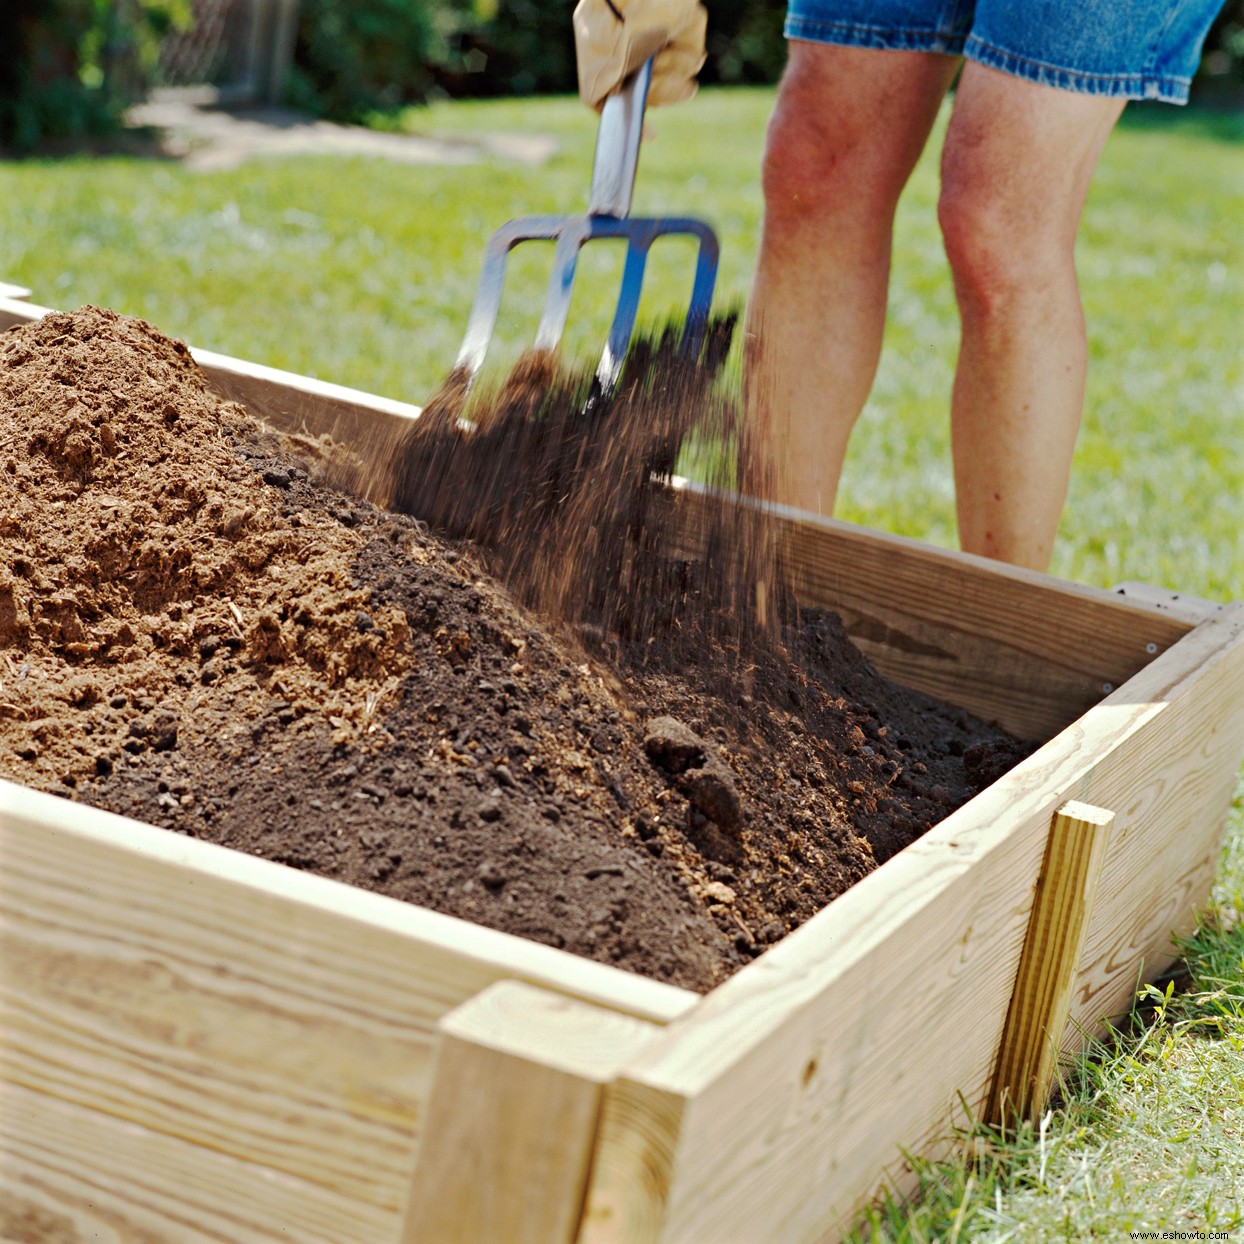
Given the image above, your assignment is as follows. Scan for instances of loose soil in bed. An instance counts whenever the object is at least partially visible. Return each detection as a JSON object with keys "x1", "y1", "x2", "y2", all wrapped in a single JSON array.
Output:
[{"x1": 0, "y1": 307, "x2": 1030, "y2": 992}]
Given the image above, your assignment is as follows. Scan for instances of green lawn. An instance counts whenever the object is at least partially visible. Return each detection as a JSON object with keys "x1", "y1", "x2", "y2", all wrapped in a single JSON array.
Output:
[
  {"x1": 2, "y1": 89, "x2": 1239, "y2": 597},
  {"x1": 3, "y1": 88, "x2": 1242, "y2": 1238}
]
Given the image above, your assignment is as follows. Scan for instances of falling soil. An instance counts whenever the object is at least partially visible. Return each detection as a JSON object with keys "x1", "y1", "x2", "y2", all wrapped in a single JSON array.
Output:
[{"x1": 0, "y1": 307, "x2": 1031, "y2": 992}]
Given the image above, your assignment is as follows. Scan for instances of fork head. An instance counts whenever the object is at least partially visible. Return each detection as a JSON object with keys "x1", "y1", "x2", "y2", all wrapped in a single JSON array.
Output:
[
  {"x1": 450, "y1": 56, "x2": 719, "y2": 403},
  {"x1": 453, "y1": 211, "x2": 719, "y2": 399}
]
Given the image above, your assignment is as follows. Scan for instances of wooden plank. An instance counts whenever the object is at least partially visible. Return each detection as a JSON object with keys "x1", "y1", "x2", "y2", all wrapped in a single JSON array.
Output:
[
  {"x1": 0, "y1": 283, "x2": 31, "y2": 301},
  {"x1": 668, "y1": 483, "x2": 1195, "y2": 742},
  {"x1": 0, "y1": 783, "x2": 696, "y2": 1241},
  {"x1": 402, "y1": 982, "x2": 661, "y2": 1244},
  {"x1": 578, "y1": 606, "x2": 1244, "y2": 1244},
  {"x1": 581, "y1": 823, "x2": 1043, "y2": 1244},
  {"x1": 0, "y1": 1079, "x2": 383, "y2": 1244},
  {"x1": 1062, "y1": 604, "x2": 1244, "y2": 1039},
  {"x1": 988, "y1": 801, "x2": 1114, "y2": 1123},
  {"x1": 1110, "y1": 580, "x2": 1226, "y2": 626}
]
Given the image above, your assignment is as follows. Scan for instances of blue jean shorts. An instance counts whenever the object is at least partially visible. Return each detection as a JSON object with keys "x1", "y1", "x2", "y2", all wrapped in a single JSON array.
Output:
[{"x1": 783, "y1": 0, "x2": 1227, "y2": 103}]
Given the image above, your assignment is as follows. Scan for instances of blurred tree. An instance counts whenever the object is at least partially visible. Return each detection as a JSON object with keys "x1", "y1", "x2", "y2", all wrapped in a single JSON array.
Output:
[
  {"x1": 0, "y1": 0, "x2": 189, "y2": 153},
  {"x1": 288, "y1": 0, "x2": 442, "y2": 120},
  {"x1": 429, "y1": 0, "x2": 787, "y2": 98},
  {"x1": 429, "y1": 0, "x2": 577, "y2": 99},
  {"x1": 1198, "y1": 0, "x2": 1244, "y2": 84},
  {"x1": 286, "y1": 0, "x2": 1243, "y2": 118}
]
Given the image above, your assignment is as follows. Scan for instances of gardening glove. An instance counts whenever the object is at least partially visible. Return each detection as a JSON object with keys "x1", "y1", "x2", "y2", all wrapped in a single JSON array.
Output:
[{"x1": 573, "y1": 0, "x2": 708, "y2": 110}]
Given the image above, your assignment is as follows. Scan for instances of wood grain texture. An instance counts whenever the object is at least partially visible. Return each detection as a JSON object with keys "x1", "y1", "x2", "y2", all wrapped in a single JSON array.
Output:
[
  {"x1": 988, "y1": 802, "x2": 1114, "y2": 1123},
  {"x1": 0, "y1": 784, "x2": 695, "y2": 1242},
  {"x1": 581, "y1": 826, "x2": 1044, "y2": 1244},
  {"x1": 0, "y1": 1079, "x2": 382, "y2": 1243},
  {"x1": 667, "y1": 482, "x2": 1194, "y2": 742},
  {"x1": 579, "y1": 607, "x2": 1244, "y2": 1244},
  {"x1": 402, "y1": 982, "x2": 660, "y2": 1244},
  {"x1": 1111, "y1": 581, "x2": 1226, "y2": 626},
  {"x1": 1062, "y1": 604, "x2": 1244, "y2": 1040}
]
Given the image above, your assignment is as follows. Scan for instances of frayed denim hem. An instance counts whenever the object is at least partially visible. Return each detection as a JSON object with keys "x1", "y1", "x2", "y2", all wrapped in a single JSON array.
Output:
[
  {"x1": 783, "y1": 17, "x2": 966, "y2": 57},
  {"x1": 964, "y1": 36, "x2": 1192, "y2": 104},
  {"x1": 781, "y1": 19, "x2": 1194, "y2": 106}
]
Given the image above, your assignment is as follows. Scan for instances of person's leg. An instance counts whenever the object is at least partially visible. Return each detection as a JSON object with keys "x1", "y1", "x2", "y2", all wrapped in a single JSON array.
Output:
[
  {"x1": 744, "y1": 42, "x2": 958, "y2": 513},
  {"x1": 939, "y1": 61, "x2": 1125, "y2": 570}
]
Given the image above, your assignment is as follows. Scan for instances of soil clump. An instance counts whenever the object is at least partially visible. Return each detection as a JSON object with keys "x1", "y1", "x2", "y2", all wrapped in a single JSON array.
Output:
[{"x1": 0, "y1": 307, "x2": 1031, "y2": 992}]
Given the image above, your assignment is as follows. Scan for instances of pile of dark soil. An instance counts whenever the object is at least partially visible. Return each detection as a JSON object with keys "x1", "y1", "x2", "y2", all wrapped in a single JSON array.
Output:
[{"x1": 0, "y1": 307, "x2": 1029, "y2": 992}]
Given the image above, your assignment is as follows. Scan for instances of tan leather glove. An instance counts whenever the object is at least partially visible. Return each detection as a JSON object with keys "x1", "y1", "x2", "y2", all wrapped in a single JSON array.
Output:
[{"x1": 573, "y1": 0, "x2": 708, "y2": 109}]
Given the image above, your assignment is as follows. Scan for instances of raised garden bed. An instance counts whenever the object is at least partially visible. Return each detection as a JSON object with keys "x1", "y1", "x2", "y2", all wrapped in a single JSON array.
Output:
[{"x1": 2, "y1": 292, "x2": 1243, "y2": 1243}]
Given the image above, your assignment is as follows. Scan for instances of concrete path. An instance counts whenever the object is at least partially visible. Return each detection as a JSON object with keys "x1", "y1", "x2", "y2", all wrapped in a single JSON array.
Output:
[{"x1": 127, "y1": 88, "x2": 557, "y2": 172}]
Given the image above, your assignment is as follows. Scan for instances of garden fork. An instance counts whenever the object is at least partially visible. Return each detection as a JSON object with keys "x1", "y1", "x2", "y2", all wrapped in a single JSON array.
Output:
[{"x1": 451, "y1": 57, "x2": 720, "y2": 402}]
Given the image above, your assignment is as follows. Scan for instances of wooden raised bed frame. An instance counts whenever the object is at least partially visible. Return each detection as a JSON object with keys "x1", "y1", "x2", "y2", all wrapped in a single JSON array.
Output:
[{"x1": 2, "y1": 295, "x2": 1243, "y2": 1243}]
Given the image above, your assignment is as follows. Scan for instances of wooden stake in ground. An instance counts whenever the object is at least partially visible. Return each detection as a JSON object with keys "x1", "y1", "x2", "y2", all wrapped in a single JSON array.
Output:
[{"x1": 989, "y1": 800, "x2": 1115, "y2": 1123}]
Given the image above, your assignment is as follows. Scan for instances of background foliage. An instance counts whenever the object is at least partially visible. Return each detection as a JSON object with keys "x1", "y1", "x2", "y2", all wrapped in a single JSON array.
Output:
[
  {"x1": 286, "y1": 0, "x2": 443, "y2": 120},
  {"x1": 3, "y1": 0, "x2": 1243, "y2": 143},
  {"x1": 0, "y1": 0, "x2": 188, "y2": 153},
  {"x1": 290, "y1": 0, "x2": 1244, "y2": 119}
]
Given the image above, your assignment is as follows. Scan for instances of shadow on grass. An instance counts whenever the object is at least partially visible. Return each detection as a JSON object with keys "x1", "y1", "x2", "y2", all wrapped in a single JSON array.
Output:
[
  {"x1": 0, "y1": 125, "x2": 174, "y2": 165},
  {"x1": 1121, "y1": 87, "x2": 1244, "y2": 145}
]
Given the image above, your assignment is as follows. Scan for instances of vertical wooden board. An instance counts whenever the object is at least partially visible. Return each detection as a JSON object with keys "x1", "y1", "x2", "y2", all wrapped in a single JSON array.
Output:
[
  {"x1": 581, "y1": 1076, "x2": 687, "y2": 1244},
  {"x1": 403, "y1": 982, "x2": 660, "y2": 1244},
  {"x1": 0, "y1": 1080, "x2": 387, "y2": 1244},
  {"x1": 580, "y1": 814, "x2": 1050, "y2": 1244},
  {"x1": 1063, "y1": 605, "x2": 1244, "y2": 1039},
  {"x1": 581, "y1": 611, "x2": 1244, "y2": 1244},
  {"x1": 989, "y1": 802, "x2": 1114, "y2": 1123},
  {"x1": 0, "y1": 784, "x2": 695, "y2": 1229}
]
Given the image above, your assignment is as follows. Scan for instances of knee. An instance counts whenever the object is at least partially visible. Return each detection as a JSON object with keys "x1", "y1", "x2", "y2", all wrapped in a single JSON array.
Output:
[
  {"x1": 760, "y1": 78, "x2": 898, "y2": 235},
  {"x1": 761, "y1": 102, "x2": 851, "y2": 227},
  {"x1": 937, "y1": 176, "x2": 1022, "y2": 312},
  {"x1": 938, "y1": 162, "x2": 1071, "y2": 314}
]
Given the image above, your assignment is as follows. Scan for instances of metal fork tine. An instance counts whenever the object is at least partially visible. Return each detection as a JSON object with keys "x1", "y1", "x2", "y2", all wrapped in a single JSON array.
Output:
[
  {"x1": 680, "y1": 224, "x2": 720, "y2": 358},
  {"x1": 533, "y1": 223, "x2": 588, "y2": 356},
  {"x1": 454, "y1": 229, "x2": 515, "y2": 379},
  {"x1": 597, "y1": 236, "x2": 651, "y2": 395}
]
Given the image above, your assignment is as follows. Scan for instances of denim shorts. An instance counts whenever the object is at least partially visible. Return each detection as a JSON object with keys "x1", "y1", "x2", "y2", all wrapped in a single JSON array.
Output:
[{"x1": 783, "y1": 0, "x2": 1227, "y2": 103}]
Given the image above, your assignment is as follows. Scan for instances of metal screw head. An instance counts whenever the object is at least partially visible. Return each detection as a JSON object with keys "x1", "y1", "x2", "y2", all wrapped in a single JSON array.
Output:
[
  {"x1": 1146, "y1": 642, "x2": 1158, "y2": 654},
  {"x1": 1101, "y1": 682, "x2": 1114, "y2": 694}
]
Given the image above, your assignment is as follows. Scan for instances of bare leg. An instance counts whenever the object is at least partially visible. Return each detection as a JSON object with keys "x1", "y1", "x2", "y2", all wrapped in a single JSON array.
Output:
[
  {"x1": 745, "y1": 43, "x2": 958, "y2": 513},
  {"x1": 940, "y1": 62, "x2": 1125, "y2": 570}
]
